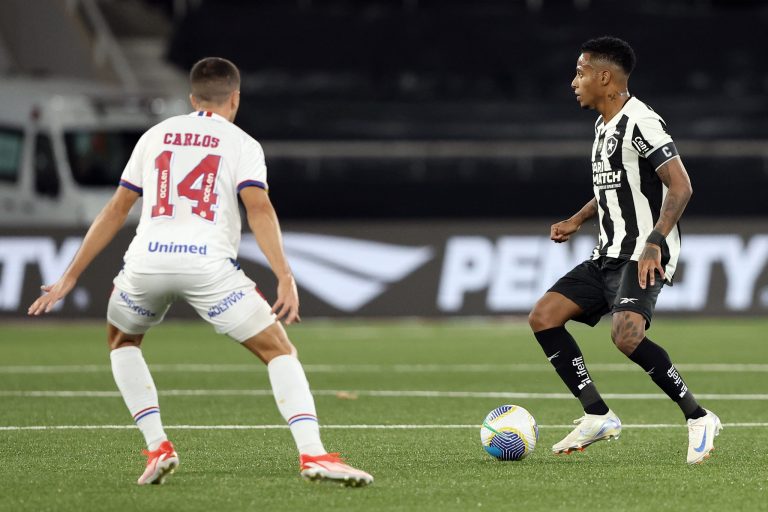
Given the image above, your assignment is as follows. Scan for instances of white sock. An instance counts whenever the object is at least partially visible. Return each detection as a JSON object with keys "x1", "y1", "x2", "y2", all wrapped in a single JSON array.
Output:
[
  {"x1": 267, "y1": 354, "x2": 325, "y2": 456},
  {"x1": 110, "y1": 346, "x2": 167, "y2": 450}
]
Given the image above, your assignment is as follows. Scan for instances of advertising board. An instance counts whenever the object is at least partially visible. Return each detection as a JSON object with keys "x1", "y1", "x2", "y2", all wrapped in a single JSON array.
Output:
[{"x1": 2, "y1": 220, "x2": 767, "y2": 319}]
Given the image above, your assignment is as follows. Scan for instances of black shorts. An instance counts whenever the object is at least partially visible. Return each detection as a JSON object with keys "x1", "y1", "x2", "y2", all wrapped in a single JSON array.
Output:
[{"x1": 548, "y1": 257, "x2": 664, "y2": 329}]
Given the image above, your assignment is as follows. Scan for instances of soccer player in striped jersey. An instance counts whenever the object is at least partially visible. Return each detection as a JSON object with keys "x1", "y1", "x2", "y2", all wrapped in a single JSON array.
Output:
[
  {"x1": 28, "y1": 57, "x2": 372, "y2": 486},
  {"x1": 528, "y1": 37, "x2": 721, "y2": 464}
]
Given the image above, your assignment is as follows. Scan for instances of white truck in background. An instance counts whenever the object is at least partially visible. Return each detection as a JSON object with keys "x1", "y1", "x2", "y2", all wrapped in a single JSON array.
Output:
[{"x1": 0, "y1": 78, "x2": 186, "y2": 226}]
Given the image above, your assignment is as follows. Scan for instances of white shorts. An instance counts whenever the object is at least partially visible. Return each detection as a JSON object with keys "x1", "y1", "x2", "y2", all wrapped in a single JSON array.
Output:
[{"x1": 107, "y1": 261, "x2": 276, "y2": 342}]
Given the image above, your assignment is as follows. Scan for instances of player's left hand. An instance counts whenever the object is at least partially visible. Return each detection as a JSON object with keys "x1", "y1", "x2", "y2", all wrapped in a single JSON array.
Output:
[
  {"x1": 27, "y1": 275, "x2": 77, "y2": 316},
  {"x1": 638, "y1": 243, "x2": 665, "y2": 289},
  {"x1": 272, "y1": 275, "x2": 301, "y2": 325}
]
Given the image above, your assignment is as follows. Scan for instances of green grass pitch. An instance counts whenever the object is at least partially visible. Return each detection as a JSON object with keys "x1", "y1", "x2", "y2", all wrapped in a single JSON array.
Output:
[{"x1": 1, "y1": 318, "x2": 767, "y2": 511}]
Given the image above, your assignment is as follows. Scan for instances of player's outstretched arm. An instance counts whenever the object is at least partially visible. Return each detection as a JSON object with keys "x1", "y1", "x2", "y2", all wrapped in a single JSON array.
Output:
[
  {"x1": 28, "y1": 187, "x2": 139, "y2": 315},
  {"x1": 239, "y1": 187, "x2": 301, "y2": 325},
  {"x1": 551, "y1": 197, "x2": 598, "y2": 243},
  {"x1": 638, "y1": 156, "x2": 692, "y2": 288}
]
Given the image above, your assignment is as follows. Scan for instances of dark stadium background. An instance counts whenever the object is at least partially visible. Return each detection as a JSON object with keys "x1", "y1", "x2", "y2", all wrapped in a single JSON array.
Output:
[
  {"x1": 164, "y1": 0, "x2": 768, "y2": 219},
  {"x1": 4, "y1": 0, "x2": 766, "y2": 219}
]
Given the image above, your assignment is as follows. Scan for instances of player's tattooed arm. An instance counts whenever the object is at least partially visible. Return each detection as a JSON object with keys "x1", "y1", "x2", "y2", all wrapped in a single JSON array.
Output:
[
  {"x1": 638, "y1": 157, "x2": 692, "y2": 288},
  {"x1": 550, "y1": 198, "x2": 597, "y2": 243},
  {"x1": 653, "y1": 158, "x2": 692, "y2": 236}
]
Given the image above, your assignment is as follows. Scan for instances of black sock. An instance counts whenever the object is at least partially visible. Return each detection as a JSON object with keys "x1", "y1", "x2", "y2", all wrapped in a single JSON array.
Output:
[
  {"x1": 628, "y1": 337, "x2": 706, "y2": 420},
  {"x1": 579, "y1": 383, "x2": 610, "y2": 415},
  {"x1": 534, "y1": 326, "x2": 609, "y2": 416}
]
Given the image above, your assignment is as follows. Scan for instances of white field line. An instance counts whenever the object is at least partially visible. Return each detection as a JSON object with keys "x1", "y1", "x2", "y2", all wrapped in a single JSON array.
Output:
[
  {"x1": 1, "y1": 423, "x2": 767, "y2": 432},
  {"x1": 2, "y1": 389, "x2": 768, "y2": 400},
  {"x1": 2, "y1": 363, "x2": 768, "y2": 374}
]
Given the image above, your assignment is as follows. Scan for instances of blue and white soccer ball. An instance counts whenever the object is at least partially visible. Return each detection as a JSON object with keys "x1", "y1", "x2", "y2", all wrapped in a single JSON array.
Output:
[{"x1": 480, "y1": 405, "x2": 539, "y2": 461}]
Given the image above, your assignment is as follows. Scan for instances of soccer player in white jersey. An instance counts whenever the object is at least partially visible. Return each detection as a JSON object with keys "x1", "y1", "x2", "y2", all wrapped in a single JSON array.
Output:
[
  {"x1": 527, "y1": 37, "x2": 720, "y2": 464},
  {"x1": 28, "y1": 57, "x2": 373, "y2": 486}
]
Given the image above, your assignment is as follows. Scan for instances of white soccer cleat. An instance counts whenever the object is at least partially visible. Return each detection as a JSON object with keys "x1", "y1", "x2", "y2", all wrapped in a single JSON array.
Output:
[
  {"x1": 552, "y1": 410, "x2": 622, "y2": 454},
  {"x1": 686, "y1": 409, "x2": 722, "y2": 464},
  {"x1": 137, "y1": 440, "x2": 179, "y2": 485},
  {"x1": 300, "y1": 453, "x2": 373, "y2": 487}
]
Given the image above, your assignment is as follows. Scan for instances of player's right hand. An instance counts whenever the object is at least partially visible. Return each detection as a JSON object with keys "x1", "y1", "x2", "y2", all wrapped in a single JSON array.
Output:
[
  {"x1": 272, "y1": 275, "x2": 301, "y2": 325},
  {"x1": 27, "y1": 275, "x2": 77, "y2": 316},
  {"x1": 550, "y1": 219, "x2": 580, "y2": 243}
]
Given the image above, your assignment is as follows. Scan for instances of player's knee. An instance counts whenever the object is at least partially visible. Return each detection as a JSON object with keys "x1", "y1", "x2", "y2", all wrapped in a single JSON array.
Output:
[
  {"x1": 258, "y1": 337, "x2": 294, "y2": 363},
  {"x1": 528, "y1": 300, "x2": 560, "y2": 332},
  {"x1": 241, "y1": 324, "x2": 296, "y2": 363},
  {"x1": 107, "y1": 336, "x2": 142, "y2": 351},
  {"x1": 612, "y1": 337, "x2": 641, "y2": 356},
  {"x1": 610, "y1": 312, "x2": 644, "y2": 355},
  {"x1": 528, "y1": 307, "x2": 544, "y2": 332},
  {"x1": 107, "y1": 324, "x2": 143, "y2": 351}
]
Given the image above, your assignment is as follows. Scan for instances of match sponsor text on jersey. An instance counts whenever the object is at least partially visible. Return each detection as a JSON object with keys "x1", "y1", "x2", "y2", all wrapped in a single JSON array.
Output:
[
  {"x1": 592, "y1": 161, "x2": 622, "y2": 189},
  {"x1": 148, "y1": 241, "x2": 208, "y2": 255}
]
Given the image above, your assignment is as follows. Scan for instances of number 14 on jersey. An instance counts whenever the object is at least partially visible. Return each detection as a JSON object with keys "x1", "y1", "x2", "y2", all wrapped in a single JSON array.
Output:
[{"x1": 151, "y1": 151, "x2": 221, "y2": 222}]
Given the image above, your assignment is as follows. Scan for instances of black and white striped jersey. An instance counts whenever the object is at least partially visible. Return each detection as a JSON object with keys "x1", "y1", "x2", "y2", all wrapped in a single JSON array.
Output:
[{"x1": 589, "y1": 96, "x2": 681, "y2": 281}]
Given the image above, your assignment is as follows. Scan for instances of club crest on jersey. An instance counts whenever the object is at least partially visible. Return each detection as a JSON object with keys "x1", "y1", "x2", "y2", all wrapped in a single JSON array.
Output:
[{"x1": 605, "y1": 136, "x2": 619, "y2": 157}]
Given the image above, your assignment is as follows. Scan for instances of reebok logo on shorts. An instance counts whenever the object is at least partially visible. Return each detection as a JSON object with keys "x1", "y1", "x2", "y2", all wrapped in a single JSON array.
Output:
[
  {"x1": 208, "y1": 290, "x2": 246, "y2": 318},
  {"x1": 619, "y1": 297, "x2": 639, "y2": 304}
]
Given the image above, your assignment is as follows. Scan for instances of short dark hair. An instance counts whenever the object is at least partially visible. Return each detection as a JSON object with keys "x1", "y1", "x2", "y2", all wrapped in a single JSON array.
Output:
[
  {"x1": 580, "y1": 36, "x2": 636, "y2": 75},
  {"x1": 189, "y1": 57, "x2": 240, "y2": 104}
]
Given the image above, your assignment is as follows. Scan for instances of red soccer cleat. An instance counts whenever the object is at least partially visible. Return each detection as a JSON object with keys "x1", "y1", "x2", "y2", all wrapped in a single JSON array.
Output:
[
  {"x1": 137, "y1": 440, "x2": 179, "y2": 485},
  {"x1": 300, "y1": 452, "x2": 373, "y2": 487}
]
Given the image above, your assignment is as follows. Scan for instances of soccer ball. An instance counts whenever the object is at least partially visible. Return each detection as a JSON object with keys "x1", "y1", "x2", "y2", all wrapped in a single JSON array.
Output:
[{"x1": 480, "y1": 405, "x2": 538, "y2": 461}]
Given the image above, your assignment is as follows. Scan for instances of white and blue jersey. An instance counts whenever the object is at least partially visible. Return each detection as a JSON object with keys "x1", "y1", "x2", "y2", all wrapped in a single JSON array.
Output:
[{"x1": 119, "y1": 111, "x2": 268, "y2": 274}]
